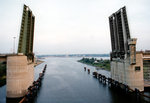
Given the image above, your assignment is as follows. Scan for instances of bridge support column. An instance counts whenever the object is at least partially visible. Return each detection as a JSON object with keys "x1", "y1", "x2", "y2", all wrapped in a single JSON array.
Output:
[
  {"x1": 111, "y1": 53, "x2": 144, "y2": 91},
  {"x1": 7, "y1": 54, "x2": 34, "y2": 98}
]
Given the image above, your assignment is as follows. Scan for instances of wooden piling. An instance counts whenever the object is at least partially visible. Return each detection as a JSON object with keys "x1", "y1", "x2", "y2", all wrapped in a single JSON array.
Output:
[
  {"x1": 88, "y1": 69, "x2": 90, "y2": 74},
  {"x1": 84, "y1": 67, "x2": 86, "y2": 71},
  {"x1": 19, "y1": 64, "x2": 47, "y2": 103},
  {"x1": 90, "y1": 71, "x2": 150, "y2": 102},
  {"x1": 93, "y1": 72, "x2": 98, "y2": 78}
]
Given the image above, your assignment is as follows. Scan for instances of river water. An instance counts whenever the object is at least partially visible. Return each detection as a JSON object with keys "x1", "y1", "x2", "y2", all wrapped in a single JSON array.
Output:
[{"x1": 0, "y1": 57, "x2": 137, "y2": 103}]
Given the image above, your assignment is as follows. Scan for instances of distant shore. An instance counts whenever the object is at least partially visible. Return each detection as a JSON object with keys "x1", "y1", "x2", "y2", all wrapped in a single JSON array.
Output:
[
  {"x1": 78, "y1": 57, "x2": 110, "y2": 71},
  {"x1": 37, "y1": 54, "x2": 110, "y2": 58}
]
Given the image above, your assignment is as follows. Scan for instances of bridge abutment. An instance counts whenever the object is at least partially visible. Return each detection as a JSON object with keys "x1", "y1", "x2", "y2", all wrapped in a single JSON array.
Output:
[
  {"x1": 111, "y1": 52, "x2": 144, "y2": 91},
  {"x1": 6, "y1": 54, "x2": 34, "y2": 98}
]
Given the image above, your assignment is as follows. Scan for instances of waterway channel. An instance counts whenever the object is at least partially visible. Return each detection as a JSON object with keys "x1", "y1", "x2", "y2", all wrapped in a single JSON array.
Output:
[{"x1": 0, "y1": 57, "x2": 137, "y2": 103}]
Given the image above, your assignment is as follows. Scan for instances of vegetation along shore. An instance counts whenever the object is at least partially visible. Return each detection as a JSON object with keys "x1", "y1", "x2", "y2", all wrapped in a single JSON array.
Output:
[
  {"x1": 0, "y1": 62, "x2": 6, "y2": 87},
  {"x1": 78, "y1": 57, "x2": 110, "y2": 71}
]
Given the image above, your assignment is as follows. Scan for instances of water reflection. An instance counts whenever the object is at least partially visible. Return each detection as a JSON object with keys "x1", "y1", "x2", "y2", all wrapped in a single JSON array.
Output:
[
  {"x1": 0, "y1": 85, "x2": 6, "y2": 103},
  {"x1": 33, "y1": 57, "x2": 132, "y2": 103},
  {"x1": 6, "y1": 98, "x2": 22, "y2": 103}
]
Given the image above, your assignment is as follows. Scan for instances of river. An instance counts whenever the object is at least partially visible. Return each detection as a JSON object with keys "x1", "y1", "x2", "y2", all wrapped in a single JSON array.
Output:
[{"x1": 0, "y1": 57, "x2": 137, "y2": 103}]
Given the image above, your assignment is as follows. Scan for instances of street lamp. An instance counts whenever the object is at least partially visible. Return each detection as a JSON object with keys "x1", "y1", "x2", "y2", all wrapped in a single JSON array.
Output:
[{"x1": 13, "y1": 37, "x2": 16, "y2": 54}]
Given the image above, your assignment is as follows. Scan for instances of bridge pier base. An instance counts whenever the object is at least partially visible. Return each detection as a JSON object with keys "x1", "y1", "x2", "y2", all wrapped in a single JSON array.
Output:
[
  {"x1": 111, "y1": 54, "x2": 144, "y2": 91},
  {"x1": 7, "y1": 54, "x2": 34, "y2": 98}
]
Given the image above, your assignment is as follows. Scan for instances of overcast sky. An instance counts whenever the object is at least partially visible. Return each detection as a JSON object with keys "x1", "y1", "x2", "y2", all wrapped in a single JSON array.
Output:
[{"x1": 0, "y1": 0, "x2": 150, "y2": 55}]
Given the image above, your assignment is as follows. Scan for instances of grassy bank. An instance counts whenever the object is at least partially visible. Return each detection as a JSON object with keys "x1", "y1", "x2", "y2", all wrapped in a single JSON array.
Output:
[
  {"x1": 78, "y1": 57, "x2": 110, "y2": 71},
  {"x1": 34, "y1": 59, "x2": 44, "y2": 67},
  {"x1": 0, "y1": 62, "x2": 6, "y2": 86}
]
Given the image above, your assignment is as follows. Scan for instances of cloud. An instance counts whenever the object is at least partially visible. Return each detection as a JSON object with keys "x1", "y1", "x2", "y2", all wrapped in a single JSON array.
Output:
[{"x1": 0, "y1": 0, "x2": 150, "y2": 54}]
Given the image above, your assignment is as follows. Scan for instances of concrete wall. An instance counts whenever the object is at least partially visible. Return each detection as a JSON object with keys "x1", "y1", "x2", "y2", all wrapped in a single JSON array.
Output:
[
  {"x1": 0, "y1": 56, "x2": 6, "y2": 63},
  {"x1": 7, "y1": 55, "x2": 34, "y2": 98},
  {"x1": 111, "y1": 53, "x2": 144, "y2": 91}
]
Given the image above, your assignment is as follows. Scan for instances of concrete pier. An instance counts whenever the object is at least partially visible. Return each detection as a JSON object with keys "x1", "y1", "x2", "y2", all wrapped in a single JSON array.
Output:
[
  {"x1": 7, "y1": 54, "x2": 34, "y2": 98},
  {"x1": 111, "y1": 52, "x2": 144, "y2": 91},
  {"x1": 109, "y1": 7, "x2": 145, "y2": 91}
]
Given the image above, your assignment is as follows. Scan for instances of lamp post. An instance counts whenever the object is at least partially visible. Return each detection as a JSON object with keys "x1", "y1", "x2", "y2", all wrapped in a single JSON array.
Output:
[{"x1": 13, "y1": 37, "x2": 16, "y2": 54}]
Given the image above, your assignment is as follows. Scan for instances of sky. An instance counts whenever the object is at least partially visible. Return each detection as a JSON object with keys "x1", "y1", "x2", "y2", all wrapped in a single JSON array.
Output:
[{"x1": 0, "y1": 0, "x2": 150, "y2": 55}]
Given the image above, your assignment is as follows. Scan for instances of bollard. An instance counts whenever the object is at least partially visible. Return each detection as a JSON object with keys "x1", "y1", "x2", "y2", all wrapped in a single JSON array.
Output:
[
  {"x1": 135, "y1": 88, "x2": 141, "y2": 102},
  {"x1": 88, "y1": 69, "x2": 90, "y2": 74},
  {"x1": 125, "y1": 85, "x2": 129, "y2": 94},
  {"x1": 104, "y1": 76, "x2": 106, "y2": 84},
  {"x1": 98, "y1": 74, "x2": 101, "y2": 78},
  {"x1": 93, "y1": 72, "x2": 98, "y2": 78},
  {"x1": 108, "y1": 78, "x2": 112, "y2": 86},
  {"x1": 111, "y1": 80, "x2": 116, "y2": 88},
  {"x1": 98, "y1": 74, "x2": 102, "y2": 81},
  {"x1": 102, "y1": 75, "x2": 104, "y2": 82},
  {"x1": 102, "y1": 75, "x2": 106, "y2": 84},
  {"x1": 84, "y1": 67, "x2": 86, "y2": 71},
  {"x1": 39, "y1": 73, "x2": 43, "y2": 78}
]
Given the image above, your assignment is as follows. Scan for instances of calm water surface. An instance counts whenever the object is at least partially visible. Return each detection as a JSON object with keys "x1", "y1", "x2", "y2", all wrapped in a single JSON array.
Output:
[
  {"x1": 34, "y1": 57, "x2": 134, "y2": 103},
  {"x1": 0, "y1": 85, "x2": 6, "y2": 103},
  {"x1": 0, "y1": 57, "x2": 136, "y2": 103}
]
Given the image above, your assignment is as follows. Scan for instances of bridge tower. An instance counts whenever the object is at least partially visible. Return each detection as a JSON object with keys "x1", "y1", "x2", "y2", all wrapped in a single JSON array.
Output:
[
  {"x1": 109, "y1": 6, "x2": 144, "y2": 91},
  {"x1": 18, "y1": 4, "x2": 35, "y2": 61},
  {"x1": 7, "y1": 4, "x2": 35, "y2": 98}
]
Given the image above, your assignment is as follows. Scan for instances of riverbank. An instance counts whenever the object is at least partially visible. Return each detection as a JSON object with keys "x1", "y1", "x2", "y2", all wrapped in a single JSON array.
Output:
[
  {"x1": 78, "y1": 57, "x2": 110, "y2": 71},
  {"x1": 34, "y1": 59, "x2": 44, "y2": 67}
]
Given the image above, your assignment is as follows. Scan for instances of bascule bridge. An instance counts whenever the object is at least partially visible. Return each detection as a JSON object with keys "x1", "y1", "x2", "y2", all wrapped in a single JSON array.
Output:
[
  {"x1": 109, "y1": 6, "x2": 150, "y2": 91},
  {"x1": 7, "y1": 4, "x2": 35, "y2": 98}
]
